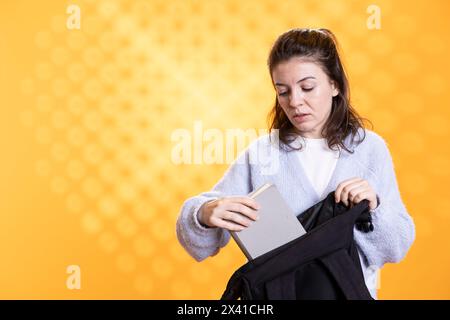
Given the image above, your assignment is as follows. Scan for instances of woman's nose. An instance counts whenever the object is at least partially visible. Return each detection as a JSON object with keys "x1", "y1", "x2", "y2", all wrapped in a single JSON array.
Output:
[{"x1": 289, "y1": 89, "x2": 305, "y2": 108}]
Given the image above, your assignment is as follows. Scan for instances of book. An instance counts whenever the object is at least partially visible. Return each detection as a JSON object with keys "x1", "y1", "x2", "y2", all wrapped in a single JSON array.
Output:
[{"x1": 230, "y1": 183, "x2": 306, "y2": 261}]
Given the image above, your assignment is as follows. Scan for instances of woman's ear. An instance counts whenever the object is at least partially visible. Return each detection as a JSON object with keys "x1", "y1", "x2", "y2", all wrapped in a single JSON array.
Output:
[{"x1": 331, "y1": 81, "x2": 339, "y2": 97}]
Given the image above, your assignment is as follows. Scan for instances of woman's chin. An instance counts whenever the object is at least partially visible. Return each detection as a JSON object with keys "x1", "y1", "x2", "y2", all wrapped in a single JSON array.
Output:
[
  {"x1": 293, "y1": 124, "x2": 313, "y2": 132},
  {"x1": 292, "y1": 124, "x2": 322, "y2": 137}
]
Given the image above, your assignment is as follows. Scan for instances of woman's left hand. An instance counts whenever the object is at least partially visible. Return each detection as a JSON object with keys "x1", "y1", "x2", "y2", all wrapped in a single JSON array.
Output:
[{"x1": 335, "y1": 177, "x2": 378, "y2": 211}]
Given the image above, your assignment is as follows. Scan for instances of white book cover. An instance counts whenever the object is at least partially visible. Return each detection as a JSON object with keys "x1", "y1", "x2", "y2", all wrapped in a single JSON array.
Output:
[{"x1": 230, "y1": 183, "x2": 306, "y2": 260}]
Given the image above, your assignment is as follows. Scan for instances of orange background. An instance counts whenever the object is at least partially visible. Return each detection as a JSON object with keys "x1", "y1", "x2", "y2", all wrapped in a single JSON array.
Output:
[{"x1": 0, "y1": 0, "x2": 449, "y2": 299}]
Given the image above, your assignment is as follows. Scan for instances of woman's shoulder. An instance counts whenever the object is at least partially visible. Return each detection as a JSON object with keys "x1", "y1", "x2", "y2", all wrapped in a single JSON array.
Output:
[
  {"x1": 349, "y1": 128, "x2": 389, "y2": 151},
  {"x1": 245, "y1": 131, "x2": 280, "y2": 152},
  {"x1": 230, "y1": 132, "x2": 279, "y2": 165},
  {"x1": 348, "y1": 128, "x2": 392, "y2": 165}
]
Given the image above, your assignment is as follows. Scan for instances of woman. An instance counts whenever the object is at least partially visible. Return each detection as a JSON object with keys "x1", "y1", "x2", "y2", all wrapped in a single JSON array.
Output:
[{"x1": 176, "y1": 28, "x2": 415, "y2": 299}]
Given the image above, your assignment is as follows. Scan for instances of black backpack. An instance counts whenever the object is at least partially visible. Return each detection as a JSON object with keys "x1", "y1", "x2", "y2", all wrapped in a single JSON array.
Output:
[{"x1": 221, "y1": 191, "x2": 374, "y2": 300}]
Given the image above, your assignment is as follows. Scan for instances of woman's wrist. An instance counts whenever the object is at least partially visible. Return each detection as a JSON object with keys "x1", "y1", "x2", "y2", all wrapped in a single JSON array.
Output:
[{"x1": 197, "y1": 201, "x2": 214, "y2": 228}]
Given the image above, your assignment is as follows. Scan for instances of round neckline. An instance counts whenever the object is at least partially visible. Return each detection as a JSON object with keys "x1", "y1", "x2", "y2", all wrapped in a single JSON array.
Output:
[
  {"x1": 304, "y1": 137, "x2": 326, "y2": 141},
  {"x1": 298, "y1": 136, "x2": 327, "y2": 148}
]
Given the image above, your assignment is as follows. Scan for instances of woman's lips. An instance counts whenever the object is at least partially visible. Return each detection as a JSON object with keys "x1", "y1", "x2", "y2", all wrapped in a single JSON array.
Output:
[{"x1": 293, "y1": 114, "x2": 310, "y2": 123}]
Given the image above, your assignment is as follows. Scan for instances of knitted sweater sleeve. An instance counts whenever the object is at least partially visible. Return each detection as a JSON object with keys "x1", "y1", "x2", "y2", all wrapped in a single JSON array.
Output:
[
  {"x1": 176, "y1": 149, "x2": 253, "y2": 262},
  {"x1": 354, "y1": 137, "x2": 416, "y2": 268}
]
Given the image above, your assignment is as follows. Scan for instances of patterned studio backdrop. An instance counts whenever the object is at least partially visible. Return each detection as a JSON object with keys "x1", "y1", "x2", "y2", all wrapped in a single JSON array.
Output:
[{"x1": 0, "y1": 0, "x2": 449, "y2": 299}]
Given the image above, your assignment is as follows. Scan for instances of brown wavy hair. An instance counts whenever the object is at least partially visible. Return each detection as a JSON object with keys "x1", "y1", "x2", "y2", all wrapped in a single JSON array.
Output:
[{"x1": 267, "y1": 28, "x2": 372, "y2": 153}]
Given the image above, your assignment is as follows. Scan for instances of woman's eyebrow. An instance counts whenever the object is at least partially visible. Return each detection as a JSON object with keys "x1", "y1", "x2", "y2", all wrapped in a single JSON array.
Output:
[{"x1": 275, "y1": 76, "x2": 316, "y2": 87}]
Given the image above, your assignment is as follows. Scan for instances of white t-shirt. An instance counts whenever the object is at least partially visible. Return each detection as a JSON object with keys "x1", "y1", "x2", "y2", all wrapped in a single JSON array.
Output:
[{"x1": 295, "y1": 137, "x2": 340, "y2": 199}]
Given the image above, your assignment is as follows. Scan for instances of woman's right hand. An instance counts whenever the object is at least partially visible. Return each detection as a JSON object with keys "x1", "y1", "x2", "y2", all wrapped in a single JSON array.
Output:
[{"x1": 198, "y1": 197, "x2": 260, "y2": 231}]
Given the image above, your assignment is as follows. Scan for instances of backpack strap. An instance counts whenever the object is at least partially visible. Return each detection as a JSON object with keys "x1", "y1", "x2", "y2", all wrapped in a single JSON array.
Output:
[
  {"x1": 221, "y1": 272, "x2": 242, "y2": 300},
  {"x1": 320, "y1": 250, "x2": 373, "y2": 300},
  {"x1": 221, "y1": 272, "x2": 254, "y2": 300}
]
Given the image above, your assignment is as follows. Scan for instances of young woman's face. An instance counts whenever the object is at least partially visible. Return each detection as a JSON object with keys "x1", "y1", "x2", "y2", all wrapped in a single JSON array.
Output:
[{"x1": 272, "y1": 57, "x2": 339, "y2": 139}]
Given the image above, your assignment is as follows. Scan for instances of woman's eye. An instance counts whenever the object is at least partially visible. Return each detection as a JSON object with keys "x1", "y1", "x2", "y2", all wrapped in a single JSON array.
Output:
[{"x1": 278, "y1": 87, "x2": 313, "y2": 96}]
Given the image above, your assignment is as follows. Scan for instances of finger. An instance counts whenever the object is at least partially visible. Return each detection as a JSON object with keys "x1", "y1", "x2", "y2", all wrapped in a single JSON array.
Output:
[
  {"x1": 335, "y1": 177, "x2": 363, "y2": 202},
  {"x1": 339, "y1": 181, "x2": 365, "y2": 205},
  {"x1": 352, "y1": 191, "x2": 378, "y2": 210},
  {"x1": 351, "y1": 190, "x2": 370, "y2": 203},
  {"x1": 342, "y1": 183, "x2": 367, "y2": 206},
  {"x1": 231, "y1": 196, "x2": 261, "y2": 211},
  {"x1": 227, "y1": 202, "x2": 259, "y2": 221},
  {"x1": 347, "y1": 185, "x2": 368, "y2": 203},
  {"x1": 222, "y1": 210, "x2": 254, "y2": 227},
  {"x1": 213, "y1": 218, "x2": 246, "y2": 232}
]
